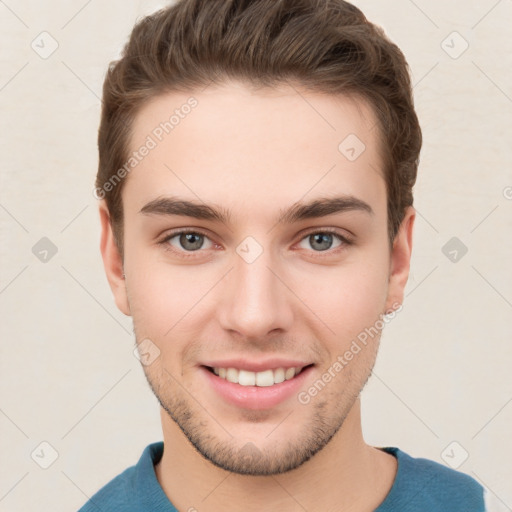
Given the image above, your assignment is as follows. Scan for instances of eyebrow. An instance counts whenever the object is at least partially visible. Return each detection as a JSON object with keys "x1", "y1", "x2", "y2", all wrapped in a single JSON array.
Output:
[{"x1": 139, "y1": 195, "x2": 374, "y2": 224}]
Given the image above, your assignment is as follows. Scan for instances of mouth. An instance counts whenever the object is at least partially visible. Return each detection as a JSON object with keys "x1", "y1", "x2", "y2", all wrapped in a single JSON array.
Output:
[
  {"x1": 203, "y1": 365, "x2": 313, "y2": 387},
  {"x1": 199, "y1": 358, "x2": 315, "y2": 409}
]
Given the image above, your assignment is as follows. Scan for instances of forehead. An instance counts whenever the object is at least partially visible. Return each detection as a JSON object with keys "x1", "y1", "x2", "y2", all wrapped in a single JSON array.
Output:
[{"x1": 124, "y1": 81, "x2": 386, "y2": 221}]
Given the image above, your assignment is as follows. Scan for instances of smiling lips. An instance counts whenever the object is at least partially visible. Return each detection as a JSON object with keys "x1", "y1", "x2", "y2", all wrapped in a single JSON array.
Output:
[
  {"x1": 210, "y1": 366, "x2": 306, "y2": 387},
  {"x1": 202, "y1": 361, "x2": 313, "y2": 409}
]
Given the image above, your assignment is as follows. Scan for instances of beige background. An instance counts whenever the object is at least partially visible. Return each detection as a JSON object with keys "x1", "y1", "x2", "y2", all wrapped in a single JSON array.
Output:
[{"x1": 1, "y1": 1, "x2": 511, "y2": 511}]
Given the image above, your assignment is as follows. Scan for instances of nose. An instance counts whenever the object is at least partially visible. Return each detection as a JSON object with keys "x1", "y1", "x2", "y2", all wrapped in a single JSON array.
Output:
[{"x1": 217, "y1": 246, "x2": 294, "y2": 341}]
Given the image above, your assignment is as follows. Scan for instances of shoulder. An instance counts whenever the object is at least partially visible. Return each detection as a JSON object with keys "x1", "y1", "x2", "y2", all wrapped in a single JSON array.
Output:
[
  {"x1": 77, "y1": 466, "x2": 137, "y2": 512},
  {"x1": 378, "y1": 447, "x2": 485, "y2": 512},
  {"x1": 77, "y1": 442, "x2": 165, "y2": 512}
]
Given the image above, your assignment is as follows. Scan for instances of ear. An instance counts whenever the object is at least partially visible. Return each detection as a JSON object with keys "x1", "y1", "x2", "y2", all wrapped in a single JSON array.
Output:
[
  {"x1": 99, "y1": 202, "x2": 131, "y2": 316},
  {"x1": 384, "y1": 206, "x2": 415, "y2": 314}
]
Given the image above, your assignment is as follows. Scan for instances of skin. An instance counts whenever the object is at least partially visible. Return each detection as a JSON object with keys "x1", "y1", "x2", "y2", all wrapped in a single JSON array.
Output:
[{"x1": 99, "y1": 80, "x2": 415, "y2": 511}]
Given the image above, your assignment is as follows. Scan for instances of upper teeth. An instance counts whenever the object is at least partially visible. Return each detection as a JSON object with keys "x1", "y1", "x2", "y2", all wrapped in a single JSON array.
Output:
[{"x1": 213, "y1": 367, "x2": 303, "y2": 387}]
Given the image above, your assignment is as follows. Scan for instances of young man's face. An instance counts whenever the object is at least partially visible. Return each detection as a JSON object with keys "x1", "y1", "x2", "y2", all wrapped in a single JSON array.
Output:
[{"x1": 100, "y1": 81, "x2": 414, "y2": 475}]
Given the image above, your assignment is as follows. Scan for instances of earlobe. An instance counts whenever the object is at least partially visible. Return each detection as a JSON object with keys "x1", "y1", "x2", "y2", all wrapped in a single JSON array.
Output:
[
  {"x1": 98, "y1": 202, "x2": 131, "y2": 316},
  {"x1": 384, "y1": 207, "x2": 415, "y2": 314}
]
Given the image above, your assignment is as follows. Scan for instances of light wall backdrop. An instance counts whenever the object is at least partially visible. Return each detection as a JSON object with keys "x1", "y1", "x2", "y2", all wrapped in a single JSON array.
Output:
[{"x1": 0, "y1": 1, "x2": 511, "y2": 510}]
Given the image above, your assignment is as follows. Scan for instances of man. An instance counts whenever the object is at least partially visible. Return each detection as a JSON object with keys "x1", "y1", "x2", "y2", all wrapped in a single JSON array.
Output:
[{"x1": 80, "y1": 0, "x2": 500, "y2": 510}]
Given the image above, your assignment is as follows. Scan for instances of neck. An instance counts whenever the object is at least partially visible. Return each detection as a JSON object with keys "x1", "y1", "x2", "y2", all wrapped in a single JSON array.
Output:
[{"x1": 155, "y1": 399, "x2": 397, "y2": 512}]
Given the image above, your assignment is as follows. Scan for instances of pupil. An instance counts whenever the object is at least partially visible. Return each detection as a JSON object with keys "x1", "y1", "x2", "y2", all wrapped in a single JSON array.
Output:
[
  {"x1": 311, "y1": 233, "x2": 332, "y2": 251},
  {"x1": 181, "y1": 233, "x2": 203, "y2": 250}
]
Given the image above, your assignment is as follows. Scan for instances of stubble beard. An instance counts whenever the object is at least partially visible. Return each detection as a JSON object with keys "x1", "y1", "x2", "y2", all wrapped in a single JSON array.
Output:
[{"x1": 141, "y1": 360, "x2": 376, "y2": 476}]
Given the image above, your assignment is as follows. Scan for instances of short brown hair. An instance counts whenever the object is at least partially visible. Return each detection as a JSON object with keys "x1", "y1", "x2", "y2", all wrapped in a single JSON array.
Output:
[{"x1": 96, "y1": 0, "x2": 422, "y2": 252}]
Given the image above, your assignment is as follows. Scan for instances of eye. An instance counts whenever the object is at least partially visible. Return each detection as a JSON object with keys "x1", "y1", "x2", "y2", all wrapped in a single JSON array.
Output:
[
  {"x1": 297, "y1": 230, "x2": 351, "y2": 252},
  {"x1": 160, "y1": 230, "x2": 215, "y2": 253}
]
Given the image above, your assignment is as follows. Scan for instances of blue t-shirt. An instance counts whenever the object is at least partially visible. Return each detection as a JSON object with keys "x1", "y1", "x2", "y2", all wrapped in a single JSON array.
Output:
[{"x1": 77, "y1": 442, "x2": 493, "y2": 511}]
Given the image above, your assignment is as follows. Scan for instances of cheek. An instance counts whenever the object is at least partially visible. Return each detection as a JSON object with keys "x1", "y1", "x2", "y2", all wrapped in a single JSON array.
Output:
[
  {"x1": 126, "y1": 257, "x2": 217, "y2": 371},
  {"x1": 129, "y1": 274, "x2": 197, "y2": 338},
  {"x1": 289, "y1": 254, "x2": 389, "y2": 340},
  {"x1": 129, "y1": 279, "x2": 192, "y2": 379},
  {"x1": 123, "y1": 237, "x2": 205, "y2": 332}
]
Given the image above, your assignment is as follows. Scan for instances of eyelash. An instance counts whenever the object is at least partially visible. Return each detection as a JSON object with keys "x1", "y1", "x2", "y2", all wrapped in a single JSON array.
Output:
[{"x1": 157, "y1": 228, "x2": 353, "y2": 259}]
